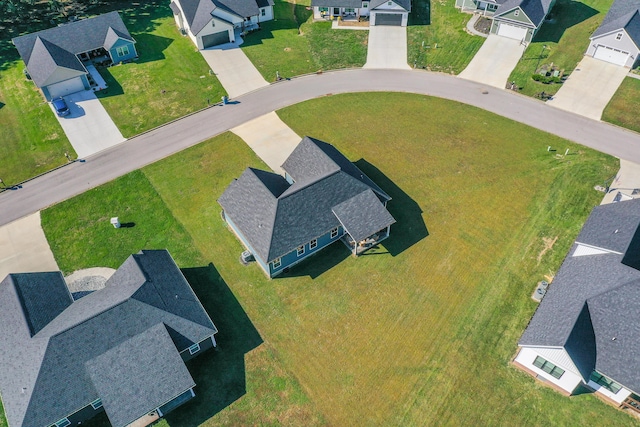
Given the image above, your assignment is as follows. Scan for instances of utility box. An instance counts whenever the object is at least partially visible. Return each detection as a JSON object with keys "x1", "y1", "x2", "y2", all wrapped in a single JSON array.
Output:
[{"x1": 111, "y1": 217, "x2": 121, "y2": 228}]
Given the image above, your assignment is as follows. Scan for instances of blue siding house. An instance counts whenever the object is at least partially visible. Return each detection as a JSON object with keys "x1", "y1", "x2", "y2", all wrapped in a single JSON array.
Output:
[
  {"x1": 219, "y1": 136, "x2": 396, "y2": 278},
  {"x1": 12, "y1": 11, "x2": 137, "y2": 100}
]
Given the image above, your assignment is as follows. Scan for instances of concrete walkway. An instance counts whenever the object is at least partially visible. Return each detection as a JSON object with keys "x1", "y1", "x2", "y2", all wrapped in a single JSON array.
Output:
[
  {"x1": 0, "y1": 212, "x2": 58, "y2": 279},
  {"x1": 364, "y1": 26, "x2": 410, "y2": 69},
  {"x1": 465, "y1": 14, "x2": 488, "y2": 38},
  {"x1": 52, "y1": 90, "x2": 125, "y2": 158},
  {"x1": 458, "y1": 35, "x2": 525, "y2": 88},
  {"x1": 601, "y1": 159, "x2": 640, "y2": 204},
  {"x1": 200, "y1": 35, "x2": 269, "y2": 98},
  {"x1": 547, "y1": 56, "x2": 629, "y2": 120},
  {"x1": 231, "y1": 112, "x2": 301, "y2": 174}
]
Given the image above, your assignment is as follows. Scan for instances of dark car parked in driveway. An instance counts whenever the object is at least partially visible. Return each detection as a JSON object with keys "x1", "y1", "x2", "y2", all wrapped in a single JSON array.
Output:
[{"x1": 52, "y1": 97, "x2": 70, "y2": 117}]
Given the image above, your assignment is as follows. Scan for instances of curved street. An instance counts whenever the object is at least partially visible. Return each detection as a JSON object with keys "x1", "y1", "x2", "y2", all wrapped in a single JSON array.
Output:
[{"x1": 2, "y1": 68, "x2": 640, "y2": 227}]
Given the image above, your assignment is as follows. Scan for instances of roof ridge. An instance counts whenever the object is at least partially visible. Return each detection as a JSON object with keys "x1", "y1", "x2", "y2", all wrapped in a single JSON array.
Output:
[{"x1": 278, "y1": 169, "x2": 340, "y2": 199}]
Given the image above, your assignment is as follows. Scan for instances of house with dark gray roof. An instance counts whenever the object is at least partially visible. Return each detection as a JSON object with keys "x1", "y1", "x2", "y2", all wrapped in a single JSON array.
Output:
[
  {"x1": 218, "y1": 136, "x2": 396, "y2": 278},
  {"x1": 586, "y1": 0, "x2": 640, "y2": 67},
  {"x1": 170, "y1": 0, "x2": 274, "y2": 49},
  {"x1": 311, "y1": 0, "x2": 411, "y2": 26},
  {"x1": 0, "y1": 250, "x2": 217, "y2": 427},
  {"x1": 515, "y1": 198, "x2": 640, "y2": 414},
  {"x1": 489, "y1": 0, "x2": 556, "y2": 43},
  {"x1": 12, "y1": 11, "x2": 137, "y2": 101}
]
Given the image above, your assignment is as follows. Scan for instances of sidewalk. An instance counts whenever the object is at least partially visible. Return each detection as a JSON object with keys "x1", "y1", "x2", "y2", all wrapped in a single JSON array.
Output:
[{"x1": 601, "y1": 159, "x2": 640, "y2": 204}]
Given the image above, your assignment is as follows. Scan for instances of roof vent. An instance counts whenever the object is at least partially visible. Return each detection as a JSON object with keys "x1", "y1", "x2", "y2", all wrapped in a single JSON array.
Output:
[
  {"x1": 614, "y1": 229, "x2": 619, "y2": 234},
  {"x1": 612, "y1": 337, "x2": 617, "y2": 341},
  {"x1": 21, "y1": 387, "x2": 26, "y2": 394}
]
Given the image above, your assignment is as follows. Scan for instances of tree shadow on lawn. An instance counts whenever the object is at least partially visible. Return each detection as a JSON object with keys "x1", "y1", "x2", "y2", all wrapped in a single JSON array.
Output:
[
  {"x1": 164, "y1": 263, "x2": 263, "y2": 426},
  {"x1": 409, "y1": 0, "x2": 430, "y2": 26},
  {"x1": 355, "y1": 159, "x2": 429, "y2": 257},
  {"x1": 132, "y1": 33, "x2": 173, "y2": 64},
  {"x1": 533, "y1": 0, "x2": 598, "y2": 44}
]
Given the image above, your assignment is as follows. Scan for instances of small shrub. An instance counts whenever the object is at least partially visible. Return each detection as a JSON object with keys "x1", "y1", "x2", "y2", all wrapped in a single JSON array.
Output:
[{"x1": 531, "y1": 74, "x2": 562, "y2": 84}]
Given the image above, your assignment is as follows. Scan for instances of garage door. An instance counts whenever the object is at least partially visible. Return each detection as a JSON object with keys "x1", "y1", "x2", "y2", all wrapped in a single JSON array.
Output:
[
  {"x1": 594, "y1": 45, "x2": 629, "y2": 66},
  {"x1": 201, "y1": 31, "x2": 230, "y2": 48},
  {"x1": 47, "y1": 76, "x2": 85, "y2": 99},
  {"x1": 375, "y1": 13, "x2": 402, "y2": 26},
  {"x1": 497, "y1": 22, "x2": 528, "y2": 41}
]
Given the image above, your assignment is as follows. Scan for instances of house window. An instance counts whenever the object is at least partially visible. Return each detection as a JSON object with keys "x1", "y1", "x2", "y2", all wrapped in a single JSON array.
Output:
[
  {"x1": 387, "y1": 1, "x2": 392, "y2": 4},
  {"x1": 188, "y1": 343, "x2": 201, "y2": 355},
  {"x1": 363, "y1": 2, "x2": 368, "y2": 7},
  {"x1": 297, "y1": 246, "x2": 305, "y2": 256},
  {"x1": 331, "y1": 227, "x2": 338, "y2": 238},
  {"x1": 91, "y1": 398, "x2": 103, "y2": 409},
  {"x1": 590, "y1": 371, "x2": 622, "y2": 393},
  {"x1": 616, "y1": 32, "x2": 623, "y2": 40},
  {"x1": 212, "y1": 20, "x2": 215, "y2": 27},
  {"x1": 261, "y1": 8, "x2": 266, "y2": 16},
  {"x1": 346, "y1": 8, "x2": 355, "y2": 12},
  {"x1": 514, "y1": 9, "x2": 519, "y2": 16},
  {"x1": 310, "y1": 239, "x2": 317, "y2": 250},
  {"x1": 533, "y1": 356, "x2": 565, "y2": 379},
  {"x1": 320, "y1": 7, "x2": 328, "y2": 11},
  {"x1": 273, "y1": 258, "x2": 281, "y2": 268},
  {"x1": 116, "y1": 45, "x2": 130, "y2": 57},
  {"x1": 53, "y1": 419, "x2": 71, "y2": 427}
]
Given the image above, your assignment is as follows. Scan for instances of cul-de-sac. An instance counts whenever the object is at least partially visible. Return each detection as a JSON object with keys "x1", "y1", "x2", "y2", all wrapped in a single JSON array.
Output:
[{"x1": 3, "y1": 0, "x2": 640, "y2": 425}]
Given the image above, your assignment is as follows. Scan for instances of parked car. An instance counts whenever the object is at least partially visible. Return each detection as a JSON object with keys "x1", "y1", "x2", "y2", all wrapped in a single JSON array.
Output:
[{"x1": 52, "y1": 97, "x2": 70, "y2": 117}]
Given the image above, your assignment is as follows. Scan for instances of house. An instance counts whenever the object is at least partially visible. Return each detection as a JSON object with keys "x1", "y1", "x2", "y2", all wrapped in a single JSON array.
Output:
[
  {"x1": 515, "y1": 198, "x2": 640, "y2": 414},
  {"x1": 170, "y1": 0, "x2": 275, "y2": 49},
  {"x1": 586, "y1": 0, "x2": 640, "y2": 67},
  {"x1": 218, "y1": 136, "x2": 396, "y2": 278},
  {"x1": 311, "y1": 0, "x2": 411, "y2": 26},
  {"x1": 12, "y1": 11, "x2": 137, "y2": 101},
  {"x1": 455, "y1": 0, "x2": 504, "y2": 15},
  {"x1": 0, "y1": 250, "x2": 218, "y2": 427}
]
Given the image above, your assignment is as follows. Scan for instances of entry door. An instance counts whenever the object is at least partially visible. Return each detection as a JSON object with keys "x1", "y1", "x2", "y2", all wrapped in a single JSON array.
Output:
[{"x1": 333, "y1": 7, "x2": 340, "y2": 15}]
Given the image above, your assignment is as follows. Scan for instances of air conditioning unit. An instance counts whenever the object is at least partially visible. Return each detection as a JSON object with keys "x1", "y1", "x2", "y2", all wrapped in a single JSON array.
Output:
[{"x1": 240, "y1": 250, "x2": 254, "y2": 264}]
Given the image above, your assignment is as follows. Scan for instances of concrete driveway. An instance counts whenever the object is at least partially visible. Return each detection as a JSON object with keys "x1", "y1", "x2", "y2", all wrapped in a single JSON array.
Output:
[
  {"x1": 364, "y1": 26, "x2": 410, "y2": 69},
  {"x1": 231, "y1": 112, "x2": 301, "y2": 174},
  {"x1": 0, "y1": 212, "x2": 58, "y2": 280},
  {"x1": 52, "y1": 90, "x2": 125, "y2": 158},
  {"x1": 200, "y1": 36, "x2": 269, "y2": 98},
  {"x1": 547, "y1": 56, "x2": 629, "y2": 120},
  {"x1": 458, "y1": 35, "x2": 525, "y2": 88}
]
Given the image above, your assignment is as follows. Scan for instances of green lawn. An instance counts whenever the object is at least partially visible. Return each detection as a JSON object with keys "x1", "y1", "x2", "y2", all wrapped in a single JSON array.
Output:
[
  {"x1": 408, "y1": 0, "x2": 484, "y2": 73},
  {"x1": 508, "y1": 0, "x2": 613, "y2": 97},
  {"x1": 602, "y1": 77, "x2": 640, "y2": 133},
  {"x1": 41, "y1": 93, "x2": 638, "y2": 426},
  {"x1": 241, "y1": 0, "x2": 367, "y2": 81}
]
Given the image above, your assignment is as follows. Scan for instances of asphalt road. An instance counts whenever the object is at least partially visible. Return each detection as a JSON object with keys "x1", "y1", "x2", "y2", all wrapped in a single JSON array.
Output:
[{"x1": 2, "y1": 69, "x2": 640, "y2": 227}]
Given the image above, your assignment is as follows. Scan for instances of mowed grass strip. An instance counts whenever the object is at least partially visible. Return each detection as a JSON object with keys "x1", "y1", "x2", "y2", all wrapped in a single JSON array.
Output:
[
  {"x1": 42, "y1": 94, "x2": 634, "y2": 425},
  {"x1": 408, "y1": 0, "x2": 484, "y2": 73},
  {"x1": 96, "y1": 1, "x2": 225, "y2": 137},
  {"x1": 602, "y1": 77, "x2": 640, "y2": 133},
  {"x1": 508, "y1": 0, "x2": 613, "y2": 97}
]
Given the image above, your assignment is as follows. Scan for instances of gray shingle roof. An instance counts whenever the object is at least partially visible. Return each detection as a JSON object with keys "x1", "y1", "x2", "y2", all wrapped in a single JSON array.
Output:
[
  {"x1": 495, "y1": 0, "x2": 554, "y2": 27},
  {"x1": 369, "y1": 0, "x2": 411, "y2": 12},
  {"x1": 592, "y1": 0, "x2": 640, "y2": 48},
  {"x1": 213, "y1": 0, "x2": 274, "y2": 18},
  {"x1": 174, "y1": 0, "x2": 217, "y2": 35},
  {"x1": 219, "y1": 137, "x2": 395, "y2": 263},
  {"x1": 332, "y1": 189, "x2": 396, "y2": 242},
  {"x1": 0, "y1": 250, "x2": 216, "y2": 427},
  {"x1": 311, "y1": 0, "x2": 367, "y2": 9},
  {"x1": 12, "y1": 11, "x2": 135, "y2": 88}
]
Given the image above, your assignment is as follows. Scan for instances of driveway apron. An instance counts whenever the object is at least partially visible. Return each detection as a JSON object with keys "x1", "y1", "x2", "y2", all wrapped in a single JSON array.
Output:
[
  {"x1": 52, "y1": 90, "x2": 125, "y2": 158},
  {"x1": 231, "y1": 112, "x2": 301, "y2": 174},
  {"x1": 547, "y1": 56, "x2": 629, "y2": 120},
  {"x1": 0, "y1": 212, "x2": 58, "y2": 279},
  {"x1": 458, "y1": 35, "x2": 525, "y2": 88},
  {"x1": 364, "y1": 26, "x2": 410, "y2": 69},
  {"x1": 200, "y1": 36, "x2": 269, "y2": 98}
]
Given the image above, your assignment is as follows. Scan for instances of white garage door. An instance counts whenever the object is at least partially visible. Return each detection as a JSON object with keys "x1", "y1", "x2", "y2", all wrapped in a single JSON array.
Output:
[
  {"x1": 497, "y1": 22, "x2": 528, "y2": 41},
  {"x1": 593, "y1": 45, "x2": 629, "y2": 66},
  {"x1": 47, "y1": 76, "x2": 85, "y2": 99}
]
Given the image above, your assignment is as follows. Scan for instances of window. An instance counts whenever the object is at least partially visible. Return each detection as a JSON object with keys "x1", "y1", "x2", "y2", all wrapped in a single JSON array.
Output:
[
  {"x1": 616, "y1": 32, "x2": 623, "y2": 40},
  {"x1": 91, "y1": 398, "x2": 103, "y2": 409},
  {"x1": 533, "y1": 356, "x2": 565, "y2": 379},
  {"x1": 331, "y1": 227, "x2": 339, "y2": 238},
  {"x1": 273, "y1": 258, "x2": 281, "y2": 268},
  {"x1": 387, "y1": 1, "x2": 392, "y2": 4},
  {"x1": 363, "y1": 2, "x2": 368, "y2": 7},
  {"x1": 310, "y1": 239, "x2": 317, "y2": 250},
  {"x1": 590, "y1": 371, "x2": 622, "y2": 393},
  {"x1": 53, "y1": 419, "x2": 71, "y2": 427},
  {"x1": 297, "y1": 246, "x2": 305, "y2": 256},
  {"x1": 346, "y1": 8, "x2": 355, "y2": 12},
  {"x1": 211, "y1": 20, "x2": 215, "y2": 27},
  {"x1": 514, "y1": 9, "x2": 519, "y2": 16},
  {"x1": 320, "y1": 7, "x2": 328, "y2": 11},
  {"x1": 188, "y1": 343, "x2": 201, "y2": 355},
  {"x1": 261, "y1": 8, "x2": 266, "y2": 16},
  {"x1": 116, "y1": 45, "x2": 130, "y2": 57}
]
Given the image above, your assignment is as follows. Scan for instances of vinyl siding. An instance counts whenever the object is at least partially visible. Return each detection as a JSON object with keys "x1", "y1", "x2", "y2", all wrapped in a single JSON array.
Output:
[
  {"x1": 515, "y1": 347, "x2": 584, "y2": 394},
  {"x1": 494, "y1": 8, "x2": 534, "y2": 25},
  {"x1": 108, "y1": 41, "x2": 137, "y2": 63},
  {"x1": 587, "y1": 30, "x2": 640, "y2": 67}
]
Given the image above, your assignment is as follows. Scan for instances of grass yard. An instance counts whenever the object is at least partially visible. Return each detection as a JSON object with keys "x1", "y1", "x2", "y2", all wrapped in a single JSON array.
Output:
[
  {"x1": 408, "y1": 0, "x2": 484, "y2": 73},
  {"x1": 95, "y1": 1, "x2": 225, "y2": 137},
  {"x1": 241, "y1": 0, "x2": 367, "y2": 81},
  {"x1": 508, "y1": 0, "x2": 613, "y2": 97},
  {"x1": 41, "y1": 93, "x2": 637, "y2": 426},
  {"x1": 602, "y1": 77, "x2": 640, "y2": 133}
]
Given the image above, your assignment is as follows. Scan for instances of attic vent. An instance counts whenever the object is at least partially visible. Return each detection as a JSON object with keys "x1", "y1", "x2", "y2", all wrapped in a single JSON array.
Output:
[
  {"x1": 21, "y1": 387, "x2": 26, "y2": 394},
  {"x1": 614, "y1": 229, "x2": 619, "y2": 234},
  {"x1": 612, "y1": 337, "x2": 617, "y2": 341},
  {"x1": 175, "y1": 294, "x2": 179, "y2": 299}
]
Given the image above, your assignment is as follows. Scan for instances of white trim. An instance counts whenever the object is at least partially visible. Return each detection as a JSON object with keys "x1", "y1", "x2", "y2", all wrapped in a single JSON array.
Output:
[
  {"x1": 90, "y1": 398, "x2": 103, "y2": 409},
  {"x1": 297, "y1": 245, "x2": 305, "y2": 256},
  {"x1": 188, "y1": 342, "x2": 200, "y2": 355},
  {"x1": 310, "y1": 239, "x2": 318, "y2": 250}
]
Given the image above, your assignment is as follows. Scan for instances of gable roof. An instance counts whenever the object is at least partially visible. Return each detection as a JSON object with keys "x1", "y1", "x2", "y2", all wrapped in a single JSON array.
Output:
[
  {"x1": 218, "y1": 137, "x2": 395, "y2": 263},
  {"x1": 369, "y1": 0, "x2": 412, "y2": 12},
  {"x1": 519, "y1": 198, "x2": 640, "y2": 391},
  {"x1": 0, "y1": 250, "x2": 216, "y2": 427},
  {"x1": 173, "y1": 0, "x2": 274, "y2": 28},
  {"x1": 332, "y1": 189, "x2": 396, "y2": 242},
  {"x1": 494, "y1": 0, "x2": 553, "y2": 27},
  {"x1": 12, "y1": 11, "x2": 135, "y2": 88},
  {"x1": 592, "y1": 0, "x2": 640, "y2": 48}
]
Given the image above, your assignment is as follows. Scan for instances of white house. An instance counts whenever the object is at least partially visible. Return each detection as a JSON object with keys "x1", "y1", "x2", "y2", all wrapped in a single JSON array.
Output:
[
  {"x1": 170, "y1": 0, "x2": 274, "y2": 49},
  {"x1": 515, "y1": 198, "x2": 640, "y2": 414},
  {"x1": 311, "y1": 0, "x2": 410, "y2": 26},
  {"x1": 586, "y1": 0, "x2": 640, "y2": 67}
]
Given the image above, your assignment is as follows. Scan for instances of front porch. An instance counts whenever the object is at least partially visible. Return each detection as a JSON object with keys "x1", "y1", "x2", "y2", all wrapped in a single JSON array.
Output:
[
  {"x1": 78, "y1": 47, "x2": 113, "y2": 67},
  {"x1": 342, "y1": 226, "x2": 390, "y2": 255},
  {"x1": 313, "y1": 6, "x2": 370, "y2": 22}
]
